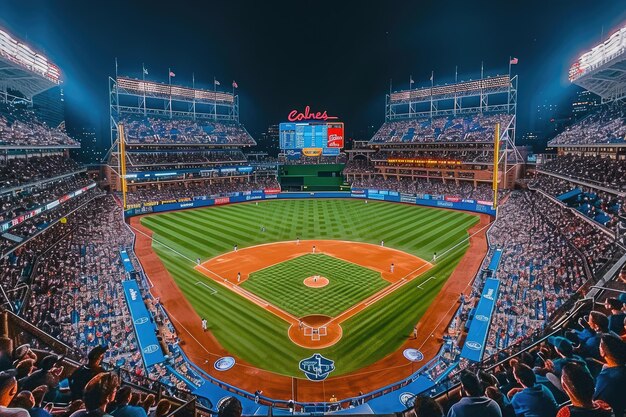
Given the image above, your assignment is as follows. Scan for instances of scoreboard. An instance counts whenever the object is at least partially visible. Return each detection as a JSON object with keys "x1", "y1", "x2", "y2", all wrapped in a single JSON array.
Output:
[{"x1": 279, "y1": 121, "x2": 344, "y2": 156}]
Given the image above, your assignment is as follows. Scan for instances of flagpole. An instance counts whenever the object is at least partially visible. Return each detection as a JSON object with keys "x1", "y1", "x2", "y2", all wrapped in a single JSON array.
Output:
[
  {"x1": 192, "y1": 72, "x2": 196, "y2": 121},
  {"x1": 430, "y1": 70, "x2": 434, "y2": 118},
  {"x1": 213, "y1": 76, "x2": 217, "y2": 121},
  {"x1": 508, "y1": 56, "x2": 511, "y2": 77},
  {"x1": 168, "y1": 68, "x2": 172, "y2": 118},
  {"x1": 142, "y1": 63, "x2": 146, "y2": 115}
]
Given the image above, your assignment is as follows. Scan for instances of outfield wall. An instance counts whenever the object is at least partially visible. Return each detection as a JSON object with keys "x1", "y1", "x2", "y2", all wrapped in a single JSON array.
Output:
[{"x1": 124, "y1": 189, "x2": 496, "y2": 217}]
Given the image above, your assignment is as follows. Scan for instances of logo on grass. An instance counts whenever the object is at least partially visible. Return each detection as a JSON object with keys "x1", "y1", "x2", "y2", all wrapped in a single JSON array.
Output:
[
  {"x1": 465, "y1": 341, "x2": 482, "y2": 350},
  {"x1": 299, "y1": 353, "x2": 335, "y2": 381},
  {"x1": 399, "y1": 392, "x2": 416, "y2": 408},
  {"x1": 214, "y1": 356, "x2": 236, "y2": 371},
  {"x1": 475, "y1": 315, "x2": 489, "y2": 322},
  {"x1": 134, "y1": 317, "x2": 149, "y2": 325},
  {"x1": 403, "y1": 349, "x2": 424, "y2": 362}
]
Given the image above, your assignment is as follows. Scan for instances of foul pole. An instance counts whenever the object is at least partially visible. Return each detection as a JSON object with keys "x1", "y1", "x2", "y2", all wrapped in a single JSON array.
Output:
[
  {"x1": 492, "y1": 123, "x2": 500, "y2": 209},
  {"x1": 118, "y1": 123, "x2": 128, "y2": 210}
]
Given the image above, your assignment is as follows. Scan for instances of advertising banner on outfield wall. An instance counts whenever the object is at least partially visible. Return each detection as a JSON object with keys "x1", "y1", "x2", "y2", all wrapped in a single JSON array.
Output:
[
  {"x1": 460, "y1": 278, "x2": 500, "y2": 362},
  {"x1": 122, "y1": 280, "x2": 165, "y2": 367}
]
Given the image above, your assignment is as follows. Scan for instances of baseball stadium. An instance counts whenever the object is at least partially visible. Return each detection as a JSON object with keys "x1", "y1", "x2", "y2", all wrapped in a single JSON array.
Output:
[{"x1": 1, "y1": 3, "x2": 626, "y2": 417}]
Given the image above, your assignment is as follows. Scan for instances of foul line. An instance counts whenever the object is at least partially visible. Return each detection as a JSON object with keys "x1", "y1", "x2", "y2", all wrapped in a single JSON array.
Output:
[
  {"x1": 195, "y1": 281, "x2": 218, "y2": 295},
  {"x1": 417, "y1": 276, "x2": 437, "y2": 289}
]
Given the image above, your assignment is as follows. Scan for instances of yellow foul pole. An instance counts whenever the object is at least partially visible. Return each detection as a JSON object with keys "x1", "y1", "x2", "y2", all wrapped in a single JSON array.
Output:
[
  {"x1": 492, "y1": 123, "x2": 500, "y2": 209},
  {"x1": 118, "y1": 124, "x2": 128, "y2": 210}
]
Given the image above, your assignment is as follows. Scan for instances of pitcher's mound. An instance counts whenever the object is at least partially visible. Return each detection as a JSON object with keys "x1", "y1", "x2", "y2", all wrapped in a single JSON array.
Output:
[{"x1": 304, "y1": 276, "x2": 329, "y2": 288}]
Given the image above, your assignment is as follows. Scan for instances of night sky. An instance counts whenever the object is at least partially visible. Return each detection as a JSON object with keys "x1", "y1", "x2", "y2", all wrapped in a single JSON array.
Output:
[{"x1": 1, "y1": 0, "x2": 625, "y2": 149}]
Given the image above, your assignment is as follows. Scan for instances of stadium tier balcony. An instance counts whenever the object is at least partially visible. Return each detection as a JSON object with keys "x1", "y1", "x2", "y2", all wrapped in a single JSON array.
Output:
[
  {"x1": 121, "y1": 114, "x2": 255, "y2": 146},
  {"x1": 370, "y1": 113, "x2": 513, "y2": 144},
  {"x1": 122, "y1": 150, "x2": 247, "y2": 172},
  {"x1": 539, "y1": 155, "x2": 626, "y2": 192},
  {"x1": 0, "y1": 172, "x2": 92, "y2": 223},
  {"x1": 0, "y1": 102, "x2": 79, "y2": 148},
  {"x1": 548, "y1": 104, "x2": 626, "y2": 146},
  {"x1": 0, "y1": 183, "x2": 99, "y2": 257},
  {"x1": 0, "y1": 155, "x2": 82, "y2": 191},
  {"x1": 532, "y1": 173, "x2": 625, "y2": 233}
]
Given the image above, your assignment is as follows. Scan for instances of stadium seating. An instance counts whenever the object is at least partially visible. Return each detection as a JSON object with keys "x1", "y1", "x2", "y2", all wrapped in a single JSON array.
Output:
[
  {"x1": 350, "y1": 177, "x2": 496, "y2": 201},
  {"x1": 370, "y1": 113, "x2": 513, "y2": 144},
  {"x1": 124, "y1": 177, "x2": 280, "y2": 205},
  {"x1": 548, "y1": 104, "x2": 626, "y2": 146},
  {"x1": 121, "y1": 114, "x2": 255, "y2": 145},
  {"x1": 0, "y1": 102, "x2": 78, "y2": 147},
  {"x1": 539, "y1": 155, "x2": 626, "y2": 192}
]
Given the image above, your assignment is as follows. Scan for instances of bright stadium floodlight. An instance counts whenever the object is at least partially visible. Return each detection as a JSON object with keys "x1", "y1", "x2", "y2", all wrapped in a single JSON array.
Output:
[
  {"x1": 0, "y1": 27, "x2": 61, "y2": 83},
  {"x1": 569, "y1": 23, "x2": 626, "y2": 82}
]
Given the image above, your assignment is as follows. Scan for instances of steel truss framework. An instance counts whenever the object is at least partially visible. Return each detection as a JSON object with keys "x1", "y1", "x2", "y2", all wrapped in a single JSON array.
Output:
[
  {"x1": 571, "y1": 55, "x2": 626, "y2": 103},
  {"x1": 109, "y1": 76, "x2": 240, "y2": 147},
  {"x1": 386, "y1": 74, "x2": 517, "y2": 122}
]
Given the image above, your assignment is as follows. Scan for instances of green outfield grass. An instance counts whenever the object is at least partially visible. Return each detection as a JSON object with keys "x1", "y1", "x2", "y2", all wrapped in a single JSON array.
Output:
[
  {"x1": 141, "y1": 199, "x2": 480, "y2": 377},
  {"x1": 242, "y1": 253, "x2": 388, "y2": 317}
]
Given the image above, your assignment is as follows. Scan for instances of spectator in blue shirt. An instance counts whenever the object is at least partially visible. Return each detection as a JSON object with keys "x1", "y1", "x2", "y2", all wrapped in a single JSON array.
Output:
[
  {"x1": 447, "y1": 370, "x2": 502, "y2": 417},
  {"x1": 109, "y1": 387, "x2": 147, "y2": 417},
  {"x1": 508, "y1": 364, "x2": 558, "y2": 417},
  {"x1": 604, "y1": 299, "x2": 625, "y2": 336},
  {"x1": 593, "y1": 334, "x2": 626, "y2": 417}
]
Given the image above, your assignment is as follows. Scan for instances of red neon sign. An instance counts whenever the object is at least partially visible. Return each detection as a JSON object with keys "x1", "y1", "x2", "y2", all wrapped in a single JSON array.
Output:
[{"x1": 287, "y1": 106, "x2": 338, "y2": 122}]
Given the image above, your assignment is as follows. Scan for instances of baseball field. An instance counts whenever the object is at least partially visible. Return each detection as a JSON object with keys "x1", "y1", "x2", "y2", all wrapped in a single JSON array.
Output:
[{"x1": 138, "y1": 199, "x2": 480, "y2": 377}]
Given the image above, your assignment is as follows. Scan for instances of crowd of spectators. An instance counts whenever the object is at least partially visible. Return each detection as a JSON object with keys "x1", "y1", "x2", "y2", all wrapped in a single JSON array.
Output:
[
  {"x1": 125, "y1": 150, "x2": 247, "y2": 168},
  {"x1": 0, "y1": 103, "x2": 78, "y2": 147},
  {"x1": 531, "y1": 173, "x2": 625, "y2": 234},
  {"x1": 121, "y1": 115, "x2": 255, "y2": 146},
  {"x1": 539, "y1": 155, "x2": 626, "y2": 192},
  {"x1": 19, "y1": 196, "x2": 142, "y2": 372},
  {"x1": 370, "y1": 113, "x2": 513, "y2": 144},
  {"x1": 0, "y1": 186, "x2": 100, "y2": 257},
  {"x1": 0, "y1": 344, "x2": 182, "y2": 417},
  {"x1": 1, "y1": 174, "x2": 93, "y2": 223},
  {"x1": 548, "y1": 105, "x2": 626, "y2": 146},
  {"x1": 484, "y1": 191, "x2": 620, "y2": 356},
  {"x1": 281, "y1": 154, "x2": 347, "y2": 165},
  {"x1": 125, "y1": 177, "x2": 280, "y2": 205},
  {"x1": 0, "y1": 156, "x2": 81, "y2": 190},
  {"x1": 350, "y1": 177, "x2": 495, "y2": 201}
]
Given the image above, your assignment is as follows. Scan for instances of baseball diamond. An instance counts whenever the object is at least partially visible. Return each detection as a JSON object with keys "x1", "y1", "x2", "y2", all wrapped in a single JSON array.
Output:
[{"x1": 138, "y1": 199, "x2": 479, "y2": 376}]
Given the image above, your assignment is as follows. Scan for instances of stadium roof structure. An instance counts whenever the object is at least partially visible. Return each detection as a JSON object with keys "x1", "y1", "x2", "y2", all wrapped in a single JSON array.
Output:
[
  {"x1": 569, "y1": 23, "x2": 626, "y2": 102},
  {"x1": 386, "y1": 74, "x2": 517, "y2": 120},
  {"x1": 0, "y1": 27, "x2": 61, "y2": 100}
]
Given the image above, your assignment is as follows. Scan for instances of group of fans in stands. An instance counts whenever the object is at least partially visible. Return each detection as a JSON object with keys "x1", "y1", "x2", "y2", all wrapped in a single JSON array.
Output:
[
  {"x1": 121, "y1": 115, "x2": 255, "y2": 145},
  {"x1": 0, "y1": 103, "x2": 77, "y2": 147},
  {"x1": 548, "y1": 105, "x2": 626, "y2": 146},
  {"x1": 370, "y1": 113, "x2": 513, "y2": 144},
  {"x1": 350, "y1": 177, "x2": 495, "y2": 201},
  {"x1": 124, "y1": 177, "x2": 280, "y2": 206}
]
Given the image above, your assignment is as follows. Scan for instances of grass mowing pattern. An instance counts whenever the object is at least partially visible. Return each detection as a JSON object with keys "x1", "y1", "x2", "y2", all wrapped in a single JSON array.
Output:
[
  {"x1": 141, "y1": 199, "x2": 479, "y2": 376},
  {"x1": 242, "y1": 253, "x2": 388, "y2": 317}
]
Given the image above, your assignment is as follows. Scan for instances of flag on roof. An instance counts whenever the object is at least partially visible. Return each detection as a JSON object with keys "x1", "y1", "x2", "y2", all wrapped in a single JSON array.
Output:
[
  {"x1": 232, "y1": 80, "x2": 238, "y2": 88},
  {"x1": 214, "y1": 79, "x2": 221, "y2": 86},
  {"x1": 169, "y1": 70, "x2": 175, "y2": 77},
  {"x1": 510, "y1": 57, "x2": 518, "y2": 65}
]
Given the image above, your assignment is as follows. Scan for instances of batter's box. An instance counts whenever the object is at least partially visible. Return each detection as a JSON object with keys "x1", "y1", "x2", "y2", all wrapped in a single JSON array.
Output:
[{"x1": 304, "y1": 326, "x2": 327, "y2": 341}]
